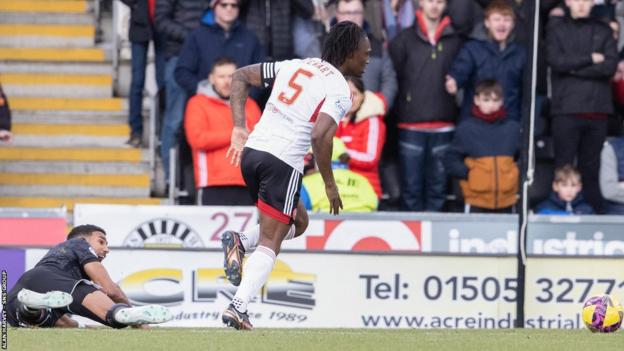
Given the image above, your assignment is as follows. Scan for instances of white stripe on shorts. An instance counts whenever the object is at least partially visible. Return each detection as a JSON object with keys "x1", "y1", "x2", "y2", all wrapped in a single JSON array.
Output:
[{"x1": 284, "y1": 169, "x2": 299, "y2": 215}]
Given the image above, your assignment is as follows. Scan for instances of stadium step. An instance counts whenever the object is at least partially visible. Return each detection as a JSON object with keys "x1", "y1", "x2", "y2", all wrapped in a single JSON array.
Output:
[
  {"x1": 0, "y1": 173, "x2": 149, "y2": 187},
  {"x1": 0, "y1": 12, "x2": 93, "y2": 25},
  {"x1": 0, "y1": 173, "x2": 150, "y2": 197},
  {"x1": 0, "y1": 0, "x2": 161, "y2": 210},
  {"x1": 0, "y1": 62, "x2": 112, "y2": 75},
  {"x1": 0, "y1": 147, "x2": 145, "y2": 162},
  {"x1": 0, "y1": 0, "x2": 90, "y2": 14},
  {"x1": 0, "y1": 24, "x2": 95, "y2": 48},
  {"x1": 0, "y1": 197, "x2": 162, "y2": 211},
  {"x1": 10, "y1": 97, "x2": 124, "y2": 111},
  {"x1": 12, "y1": 110, "x2": 126, "y2": 125},
  {"x1": 0, "y1": 47, "x2": 107, "y2": 62},
  {"x1": 2, "y1": 72, "x2": 112, "y2": 98},
  {"x1": 0, "y1": 161, "x2": 150, "y2": 175},
  {"x1": 11, "y1": 123, "x2": 129, "y2": 147}
]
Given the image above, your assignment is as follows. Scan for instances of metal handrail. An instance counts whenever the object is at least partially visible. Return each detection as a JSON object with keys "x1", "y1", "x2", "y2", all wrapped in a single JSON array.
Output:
[
  {"x1": 168, "y1": 147, "x2": 177, "y2": 204},
  {"x1": 111, "y1": 0, "x2": 120, "y2": 95},
  {"x1": 148, "y1": 92, "x2": 159, "y2": 184}
]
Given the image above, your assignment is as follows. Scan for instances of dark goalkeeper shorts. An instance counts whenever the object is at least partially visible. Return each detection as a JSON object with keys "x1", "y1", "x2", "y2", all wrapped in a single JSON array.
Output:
[
  {"x1": 6, "y1": 267, "x2": 102, "y2": 327},
  {"x1": 241, "y1": 147, "x2": 302, "y2": 225}
]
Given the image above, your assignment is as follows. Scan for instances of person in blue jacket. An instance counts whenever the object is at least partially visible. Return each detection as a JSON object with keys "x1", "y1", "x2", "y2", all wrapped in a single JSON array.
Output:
[
  {"x1": 174, "y1": 0, "x2": 265, "y2": 97},
  {"x1": 445, "y1": 0, "x2": 526, "y2": 122},
  {"x1": 536, "y1": 164, "x2": 595, "y2": 215}
]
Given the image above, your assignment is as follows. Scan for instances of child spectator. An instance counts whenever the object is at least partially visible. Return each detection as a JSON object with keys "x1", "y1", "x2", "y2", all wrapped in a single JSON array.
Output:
[
  {"x1": 446, "y1": 0, "x2": 526, "y2": 122},
  {"x1": 444, "y1": 80, "x2": 520, "y2": 213},
  {"x1": 336, "y1": 77, "x2": 386, "y2": 198},
  {"x1": 599, "y1": 137, "x2": 624, "y2": 214},
  {"x1": 546, "y1": 0, "x2": 618, "y2": 213},
  {"x1": 536, "y1": 164, "x2": 595, "y2": 215}
]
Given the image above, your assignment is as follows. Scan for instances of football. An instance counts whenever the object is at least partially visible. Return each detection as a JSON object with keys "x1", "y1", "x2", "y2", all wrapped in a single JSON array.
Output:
[{"x1": 582, "y1": 295, "x2": 624, "y2": 333}]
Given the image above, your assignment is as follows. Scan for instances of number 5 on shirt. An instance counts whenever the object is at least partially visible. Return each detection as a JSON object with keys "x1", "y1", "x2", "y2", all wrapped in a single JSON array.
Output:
[{"x1": 278, "y1": 68, "x2": 313, "y2": 105}]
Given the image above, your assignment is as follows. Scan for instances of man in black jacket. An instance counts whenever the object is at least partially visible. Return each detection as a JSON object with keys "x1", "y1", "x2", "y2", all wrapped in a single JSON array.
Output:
[
  {"x1": 121, "y1": 0, "x2": 165, "y2": 148},
  {"x1": 389, "y1": 0, "x2": 463, "y2": 211},
  {"x1": 240, "y1": 0, "x2": 314, "y2": 61},
  {"x1": 156, "y1": 0, "x2": 210, "y2": 183},
  {"x1": 546, "y1": 0, "x2": 618, "y2": 212}
]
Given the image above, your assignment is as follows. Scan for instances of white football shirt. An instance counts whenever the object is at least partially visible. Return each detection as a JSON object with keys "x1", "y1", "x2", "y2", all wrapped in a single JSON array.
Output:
[{"x1": 245, "y1": 58, "x2": 352, "y2": 173}]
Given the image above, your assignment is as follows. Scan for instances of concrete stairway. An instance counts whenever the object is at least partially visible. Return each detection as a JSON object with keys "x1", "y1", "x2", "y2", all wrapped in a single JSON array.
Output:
[{"x1": 0, "y1": 0, "x2": 161, "y2": 211}]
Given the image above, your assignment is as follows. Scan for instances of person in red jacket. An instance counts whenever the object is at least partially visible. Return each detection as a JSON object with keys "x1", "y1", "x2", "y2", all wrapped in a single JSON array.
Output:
[
  {"x1": 184, "y1": 57, "x2": 261, "y2": 205},
  {"x1": 336, "y1": 76, "x2": 386, "y2": 198}
]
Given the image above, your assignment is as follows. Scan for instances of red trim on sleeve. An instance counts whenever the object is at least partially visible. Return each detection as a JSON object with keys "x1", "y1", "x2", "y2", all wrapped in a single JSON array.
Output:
[
  {"x1": 309, "y1": 98, "x2": 326, "y2": 123},
  {"x1": 258, "y1": 199, "x2": 291, "y2": 224}
]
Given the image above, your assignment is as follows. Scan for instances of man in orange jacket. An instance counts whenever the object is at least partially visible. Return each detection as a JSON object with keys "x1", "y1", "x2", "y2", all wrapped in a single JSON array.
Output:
[{"x1": 184, "y1": 57, "x2": 261, "y2": 205}]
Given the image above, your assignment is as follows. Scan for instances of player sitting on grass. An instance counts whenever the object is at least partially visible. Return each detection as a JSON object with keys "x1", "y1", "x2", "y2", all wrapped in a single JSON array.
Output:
[{"x1": 6, "y1": 224, "x2": 172, "y2": 328}]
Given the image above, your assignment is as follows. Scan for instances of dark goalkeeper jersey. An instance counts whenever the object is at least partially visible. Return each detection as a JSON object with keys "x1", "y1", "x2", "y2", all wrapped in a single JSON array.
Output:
[{"x1": 34, "y1": 238, "x2": 101, "y2": 281}]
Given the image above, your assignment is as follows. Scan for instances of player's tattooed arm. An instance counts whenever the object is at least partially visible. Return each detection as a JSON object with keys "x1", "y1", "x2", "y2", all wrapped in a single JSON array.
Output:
[
  {"x1": 228, "y1": 64, "x2": 262, "y2": 166},
  {"x1": 231, "y1": 64, "x2": 262, "y2": 128}
]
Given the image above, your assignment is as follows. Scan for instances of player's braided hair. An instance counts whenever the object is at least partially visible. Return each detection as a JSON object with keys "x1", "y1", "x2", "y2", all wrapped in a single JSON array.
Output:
[{"x1": 322, "y1": 21, "x2": 367, "y2": 68}]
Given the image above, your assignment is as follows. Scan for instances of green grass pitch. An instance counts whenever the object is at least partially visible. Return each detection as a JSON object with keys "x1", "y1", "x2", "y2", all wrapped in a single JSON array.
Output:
[{"x1": 6, "y1": 328, "x2": 624, "y2": 351}]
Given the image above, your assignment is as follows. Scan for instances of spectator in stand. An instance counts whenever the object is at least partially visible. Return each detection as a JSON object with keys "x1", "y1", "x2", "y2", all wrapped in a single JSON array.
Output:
[
  {"x1": 591, "y1": 0, "x2": 618, "y2": 21},
  {"x1": 383, "y1": 0, "x2": 415, "y2": 41},
  {"x1": 0, "y1": 84, "x2": 11, "y2": 144},
  {"x1": 336, "y1": 76, "x2": 386, "y2": 198},
  {"x1": 121, "y1": 0, "x2": 166, "y2": 148},
  {"x1": 292, "y1": 0, "x2": 327, "y2": 59},
  {"x1": 184, "y1": 58, "x2": 261, "y2": 206},
  {"x1": 474, "y1": 0, "x2": 560, "y2": 105},
  {"x1": 156, "y1": 0, "x2": 210, "y2": 184},
  {"x1": 334, "y1": 0, "x2": 397, "y2": 106},
  {"x1": 240, "y1": 0, "x2": 315, "y2": 60},
  {"x1": 175, "y1": 0, "x2": 264, "y2": 97},
  {"x1": 546, "y1": 0, "x2": 618, "y2": 213},
  {"x1": 599, "y1": 137, "x2": 624, "y2": 214},
  {"x1": 536, "y1": 165, "x2": 595, "y2": 215},
  {"x1": 375, "y1": 0, "x2": 476, "y2": 45},
  {"x1": 444, "y1": 80, "x2": 520, "y2": 213},
  {"x1": 610, "y1": 21, "x2": 624, "y2": 136},
  {"x1": 301, "y1": 138, "x2": 379, "y2": 212},
  {"x1": 612, "y1": 56, "x2": 624, "y2": 136},
  {"x1": 446, "y1": 0, "x2": 526, "y2": 122},
  {"x1": 389, "y1": 0, "x2": 463, "y2": 211}
]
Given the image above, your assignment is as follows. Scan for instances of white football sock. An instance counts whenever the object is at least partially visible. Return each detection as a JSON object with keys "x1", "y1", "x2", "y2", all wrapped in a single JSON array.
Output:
[
  {"x1": 231, "y1": 246, "x2": 276, "y2": 313},
  {"x1": 239, "y1": 224, "x2": 296, "y2": 252}
]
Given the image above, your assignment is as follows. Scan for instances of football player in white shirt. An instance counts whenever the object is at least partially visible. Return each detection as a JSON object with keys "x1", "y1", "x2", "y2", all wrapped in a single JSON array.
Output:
[{"x1": 220, "y1": 21, "x2": 370, "y2": 330}]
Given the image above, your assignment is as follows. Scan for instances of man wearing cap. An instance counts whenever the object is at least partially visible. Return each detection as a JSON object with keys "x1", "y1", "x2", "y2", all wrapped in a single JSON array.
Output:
[{"x1": 175, "y1": 0, "x2": 265, "y2": 97}]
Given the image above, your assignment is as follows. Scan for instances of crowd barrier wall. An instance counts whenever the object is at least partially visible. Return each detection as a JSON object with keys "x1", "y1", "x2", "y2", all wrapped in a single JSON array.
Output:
[
  {"x1": 2, "y1": 248, "x2": 621, "y2": 329},
  {"x1": 71, "y1": 204, "x2": 624, "y2": 256}
]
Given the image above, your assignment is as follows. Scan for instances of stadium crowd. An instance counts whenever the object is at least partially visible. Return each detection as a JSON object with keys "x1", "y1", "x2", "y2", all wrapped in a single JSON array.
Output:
[{"x1": 119, "y1": 0, "x2": 624, "y2": 214}]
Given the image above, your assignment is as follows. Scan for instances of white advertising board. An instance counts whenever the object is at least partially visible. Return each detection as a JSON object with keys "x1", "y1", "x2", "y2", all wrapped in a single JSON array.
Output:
[
  {"x1": 73, "y1": 204, "x2": 429, "y2": 251},
  {"x1": 24, "y1": 250, "x2": 624, "y2": 328},
  {"x1": 25, "y1": 249, "x2": 511, "y2": 328}
]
